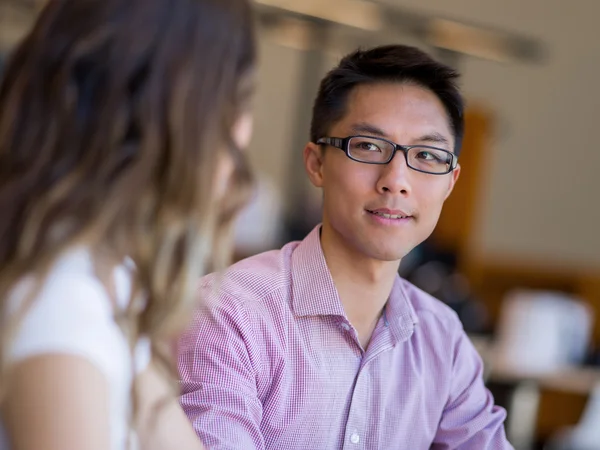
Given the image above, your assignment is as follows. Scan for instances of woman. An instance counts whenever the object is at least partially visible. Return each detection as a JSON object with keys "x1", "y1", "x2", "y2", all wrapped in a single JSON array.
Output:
[{"x1": 0, "y1": 0, "x2": 256, "y2": 448}]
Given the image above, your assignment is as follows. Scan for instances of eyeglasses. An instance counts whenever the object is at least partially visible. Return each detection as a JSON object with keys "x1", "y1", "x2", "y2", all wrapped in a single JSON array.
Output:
[{"x1": 316, "y1": 135, "x2": 458, "y2": 175}]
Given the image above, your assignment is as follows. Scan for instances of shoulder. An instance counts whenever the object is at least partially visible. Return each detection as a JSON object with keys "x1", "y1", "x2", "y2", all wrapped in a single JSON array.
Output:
[
  {"x1": 6, "y1": 248, "x2": 143, "y2": 375},
  {"x1": 8, "y1": 248, "x2": 115, "y2": 319},
  {"x1": 200, "y1": 242, "x2": 298, "y2": 311},
  {"x1": 184, "y1": 244, "x2": 300, "y2": 360},
  {"x1": 395, "y1": 278, "x2": 473, "y2": 377},
  {"x1": 397, "y1": 277, "x2": 463, "y2": 335}
]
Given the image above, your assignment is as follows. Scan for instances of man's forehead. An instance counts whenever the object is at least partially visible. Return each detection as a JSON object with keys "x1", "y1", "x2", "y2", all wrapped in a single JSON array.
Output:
[{"x1": 337, "y1": 84, "x2": 454, "y2": 142}]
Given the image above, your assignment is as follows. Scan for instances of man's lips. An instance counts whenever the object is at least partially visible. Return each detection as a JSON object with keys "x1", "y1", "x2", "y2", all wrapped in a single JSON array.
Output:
[{"x1": 366, "y1": 208, "x2": 413, "y2": 219}]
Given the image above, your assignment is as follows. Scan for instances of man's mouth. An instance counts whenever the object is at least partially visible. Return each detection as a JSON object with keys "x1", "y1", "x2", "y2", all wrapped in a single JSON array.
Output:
[{"x1": 366, "y1": 209, "x2": 413, "y2": 220}]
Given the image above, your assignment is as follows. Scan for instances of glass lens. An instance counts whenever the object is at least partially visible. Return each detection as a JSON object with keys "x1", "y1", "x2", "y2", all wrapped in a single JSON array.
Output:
[
  {"x1": 348, "y1": 136, "x2": 394, "y2": 163},
  {"x1": 407, "y1": 146, "x2": 454, "y2": 174}
]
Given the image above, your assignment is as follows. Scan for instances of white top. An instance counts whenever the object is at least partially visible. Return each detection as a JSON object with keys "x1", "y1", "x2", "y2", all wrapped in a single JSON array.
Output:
[{"x1": 0, "y1": 248, "x2": 151, "y2": 450}]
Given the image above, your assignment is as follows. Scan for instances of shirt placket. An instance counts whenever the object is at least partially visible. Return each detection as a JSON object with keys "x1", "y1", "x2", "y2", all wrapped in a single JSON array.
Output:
[
  {"x1": 341, "y1": 319, "x2": 395, "y2": 450},
  {"x1": 342, "y1": 367, "x2": 370, "y2": 449}
]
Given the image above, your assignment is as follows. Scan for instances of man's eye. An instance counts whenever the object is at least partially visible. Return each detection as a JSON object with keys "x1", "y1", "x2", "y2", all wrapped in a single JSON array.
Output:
[
  {"x1": 356, "y1": 142, "x2": 381, "y2": 152},
  {"x1": 416, "y1": 151, "x2": 435, "y2": 160}
]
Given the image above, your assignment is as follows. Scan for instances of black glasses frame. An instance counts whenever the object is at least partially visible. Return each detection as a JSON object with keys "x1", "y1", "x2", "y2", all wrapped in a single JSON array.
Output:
[{"x1": 316, "y1": 135, "x2": 458, "y2": 175}]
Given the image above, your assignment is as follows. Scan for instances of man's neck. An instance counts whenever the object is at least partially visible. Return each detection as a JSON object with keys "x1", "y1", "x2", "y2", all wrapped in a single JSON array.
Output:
[{"x1": 319, "y1": 223, "x2": 400, "y2": 349}]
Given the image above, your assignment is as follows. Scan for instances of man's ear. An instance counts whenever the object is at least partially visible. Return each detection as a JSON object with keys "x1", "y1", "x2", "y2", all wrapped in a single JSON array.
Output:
[
  {"x1": 303, "y1": 142, "x2": 325, "y2": 188},
  {"x1": 444, "y1": 163, "x2": 461, "y2": 200}
]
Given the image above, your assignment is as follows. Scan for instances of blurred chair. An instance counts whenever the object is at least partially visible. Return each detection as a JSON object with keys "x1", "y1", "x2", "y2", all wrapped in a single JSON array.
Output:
[
  {"x1": 485, "y1": 290, "x2": 595, "y2": 450},
  {"x1": 495, "y1": 290, "x2": 593, "y2": 374}
]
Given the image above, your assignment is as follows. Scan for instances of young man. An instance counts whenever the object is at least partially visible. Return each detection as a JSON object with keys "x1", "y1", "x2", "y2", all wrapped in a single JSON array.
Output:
[{"x1": 178, "y1": 45, "x2": 512, "y2": 449}]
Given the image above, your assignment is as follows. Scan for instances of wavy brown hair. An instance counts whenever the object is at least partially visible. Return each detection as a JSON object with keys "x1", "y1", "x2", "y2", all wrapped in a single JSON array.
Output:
[{"x1": 0, "y1": 0, "x2": 256, "y2": 384}]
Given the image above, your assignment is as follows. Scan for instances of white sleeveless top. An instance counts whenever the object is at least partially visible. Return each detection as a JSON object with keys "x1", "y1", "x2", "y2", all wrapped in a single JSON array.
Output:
[{"x1": 0, "y1": 249, "x2": 151, "y2": 450}]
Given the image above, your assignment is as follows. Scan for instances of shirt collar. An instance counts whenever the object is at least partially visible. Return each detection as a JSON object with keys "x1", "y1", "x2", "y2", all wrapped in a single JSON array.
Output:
[
  {"x1": 290, "y1": 225, "x2": 419, "y2": 343},
  {"x1": 384, "y1": 276, "x2": 419, "y2": 344},
  {"x1": 290, "y1": 225, "x2": 346, "y2": 318}
]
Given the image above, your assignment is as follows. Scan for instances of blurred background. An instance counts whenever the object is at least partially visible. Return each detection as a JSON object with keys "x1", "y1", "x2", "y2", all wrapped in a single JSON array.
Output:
[{"x1": 2, "y1": 1, "x2": 600, "y2": 448}]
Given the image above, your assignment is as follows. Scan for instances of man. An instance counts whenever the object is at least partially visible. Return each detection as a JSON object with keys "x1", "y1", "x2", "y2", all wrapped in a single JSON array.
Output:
[{"x1": 178, "y1": 45, "x2": 512, "y2": 449}]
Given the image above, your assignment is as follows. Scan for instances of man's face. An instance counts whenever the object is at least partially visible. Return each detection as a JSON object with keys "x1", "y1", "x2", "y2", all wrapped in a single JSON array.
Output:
[{"x1": 304, "y1": 82, "x2": 460, "y2": 262}]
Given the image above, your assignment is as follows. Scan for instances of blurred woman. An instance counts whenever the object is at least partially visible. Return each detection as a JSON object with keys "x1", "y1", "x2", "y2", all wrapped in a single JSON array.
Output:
[{"x1": 0, "y1": 0, "x2": 256, "y2": 448}]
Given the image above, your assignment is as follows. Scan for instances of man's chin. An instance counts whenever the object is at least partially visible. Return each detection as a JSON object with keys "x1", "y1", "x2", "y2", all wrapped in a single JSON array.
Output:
[{"x1": 365, "y1": 247, "x2": 408, "y2": 264}]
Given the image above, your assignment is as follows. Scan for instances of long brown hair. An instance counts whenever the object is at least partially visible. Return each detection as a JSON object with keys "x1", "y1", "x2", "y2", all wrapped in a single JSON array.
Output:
[{"x1": 0, "y1": 0, "x2": 256, "y2": 381}]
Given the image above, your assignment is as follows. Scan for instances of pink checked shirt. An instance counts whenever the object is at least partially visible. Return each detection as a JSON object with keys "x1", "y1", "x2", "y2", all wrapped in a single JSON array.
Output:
[{"x1": 178, "y1": 226, "x2": 512, "y2": 450}]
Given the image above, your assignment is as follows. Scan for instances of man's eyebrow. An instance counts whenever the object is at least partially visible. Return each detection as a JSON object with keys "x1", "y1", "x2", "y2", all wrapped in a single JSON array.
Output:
[
  {"x1": 349, "y1": 123, "x2": 452, "y2": 147},
  {"x1": 416, "y1": 132, "x2": 450, "y2": 147},
  {"x1": 349, "y1": 122, "x2": 388, "y2": 137}
]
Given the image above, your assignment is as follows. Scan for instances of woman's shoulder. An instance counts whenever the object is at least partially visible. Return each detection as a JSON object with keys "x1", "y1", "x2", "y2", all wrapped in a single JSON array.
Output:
[
  {"x1": 10, "y1": 247, "x2": 134, "y2": 314},
  {"x1": 5, "y1": 247, "x2": 145, "y2": 376}
]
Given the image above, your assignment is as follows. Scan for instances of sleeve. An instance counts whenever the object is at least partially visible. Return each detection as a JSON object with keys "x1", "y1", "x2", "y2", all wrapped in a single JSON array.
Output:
[
  {"x1": 432, "y1": 326, "x2": 514, "y2": 450},
  {"x1": 7, "y1": 274, "x2": 137, "y2": 381},
  {"x1": 177, "y1": 290, "x2": 265, "y2": 450}
]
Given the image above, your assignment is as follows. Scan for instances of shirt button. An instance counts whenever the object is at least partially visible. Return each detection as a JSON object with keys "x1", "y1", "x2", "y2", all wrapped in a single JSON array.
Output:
[
  {"x1": 341, "y1": 323, "x2": 351, "y2": 331},
  {"x1": 350, "y1": 432, "x2": 360, "y2": 444}
]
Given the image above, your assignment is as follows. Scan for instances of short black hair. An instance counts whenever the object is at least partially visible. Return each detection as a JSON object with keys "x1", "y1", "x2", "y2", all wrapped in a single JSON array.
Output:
[{"x1": 310, "y1": 45, "x2": 465, "y2": 155}]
